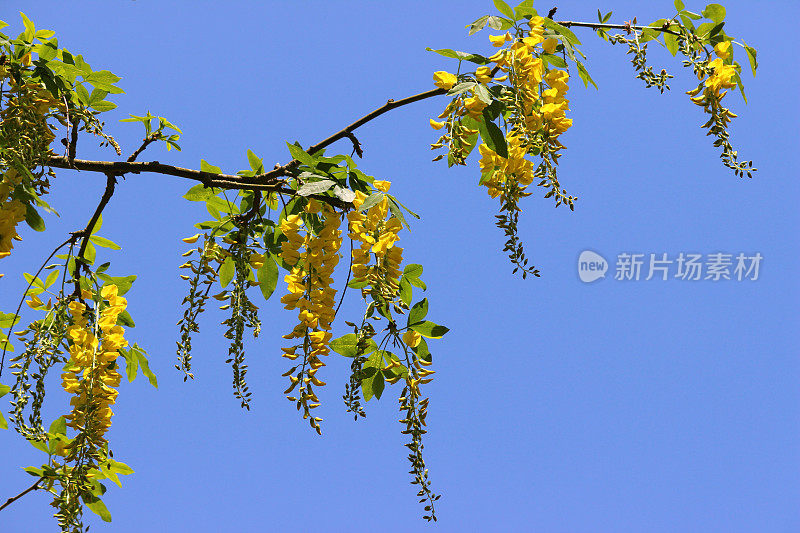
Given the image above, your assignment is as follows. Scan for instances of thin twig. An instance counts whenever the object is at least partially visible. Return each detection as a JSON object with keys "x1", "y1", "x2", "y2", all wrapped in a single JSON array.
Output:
[
  {"x1": 0, "y1": 235, "x2": 76, "y2": 377},
  {"x1": 554, "y1": 19, "x2": 682, "y2": 36},
  {"x1": 0, "y1": 478, "x2": 43, "y2": 512},
  {"x1": 71, "y1": 172, "x2": 117, "y2": 296},
  {"x1": 127, "y1": 132, "x2": 159, "y2": 162}
]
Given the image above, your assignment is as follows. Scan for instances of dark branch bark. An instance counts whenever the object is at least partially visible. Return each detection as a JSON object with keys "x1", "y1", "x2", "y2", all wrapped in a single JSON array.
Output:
[
  {"x1": 0, "y1": 478, "x2": 43, "y2": 512},
  {"x1": 555, "y1": 19, "x2": 681, "y2": 36}
]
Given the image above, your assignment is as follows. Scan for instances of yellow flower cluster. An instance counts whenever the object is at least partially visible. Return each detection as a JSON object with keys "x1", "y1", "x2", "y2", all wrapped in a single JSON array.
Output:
[
  {"x1": 347, "y1": 181, "x2": 404, "y2": 298},
  {"x1": 0, "y1": 198, "x2": 25, "y2": 261},
  {"x1": 279, "y1": 200, "x2": 342, "y2": 363},
  {"x1": 478, "y1": 134, "x2": 535, "y2": 198},
  {"x1": 61, "y1": 285, "x2": 128, "y2": 443},
  {"x1": 687, "y1": 41, "x2": 738, "y2": 115},
  {"x1": 430, "y1": 16, "x2": 573, "y2": 190}
]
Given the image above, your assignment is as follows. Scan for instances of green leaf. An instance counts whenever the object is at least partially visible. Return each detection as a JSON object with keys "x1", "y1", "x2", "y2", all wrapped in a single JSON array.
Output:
[
  {"x1": 97, "y1": 274, "x2": 136, "y2": 295},
  {"x1": 25, "y1": 203, "x2": 45, "y2": 231},
  {"x1": 43, "y1": 269, "x2": 58, "y2": 288},
  {"x1": 425, "y1": 48, "x2": 490, "y2": 65},
  {"x1": 742, "y1": 40, "x2": 758, "y2": 76},
  {"x1": 0, "y1": 411, "x2": 6, "y2": 430},
  {"x1": 257, "y1": 256, "x2": 278, "y2": 301},
  {"x1": 701, "y1": 3, "x2": 725, "y2": 23},
  {"x1": 90, "y1": 100, "x2": 117, "y2": 112},
  {"x1": 116, "y1": 310, "x2": 135, "y2": 328},
  {"x1": 120, "y1": 346, "x2": 138, "y2": 382},
  {"x1": 361, "y1": 351, "x2": 386, "y2": 401},
  {"x1": 24, "y1": 272, "x2": 45, "y2": 290},
  {"x1": 219, "y1": 256, "x2": 235, "y2": 288},
  {"x1": 29, "y1": 439, "x2": 48, "y2": 453},
  {"x1": 0, "y1": 383, "x2": 10, "y2": 397},
  {"x1": 674, "y1": 0, "x2": 685, "y2": 10},
  {"x1": 663, "y1": 32, "x2": 679, "y2": 56},
  {"x1": 467, "y1": 14, "x2": 490, "y2": 36},
  {"x1": 90, "y1": 235, "x2": 121, "y2": 250},
  {"x1": 20, "y1": 12, "x2": 35, "y2": 41},
  {"x1": 0, "y1": 312, "x2": 21, "y2": 329},
  {"x1": 200, "y1": 159, "x2": 223, "y2": 175},
  {"x1": 541, "y1": 53, "x2": 567, "y2": 68},
  {"x1": 485, "y1": 15, "x2": 514, "y2": 30},
  {"x1": 408, "y1": 298, "x2": 429, "y2": 326},
  {"x1": 330, "y1": 334, "x2": 359, "y2": 357},
  {"x1": 331, "y1": 334, "x2": 378, "y2": 358},
  {"x1": 183, "y1": 183, "x2": 217, "y2": 202},
  {"x1": 733, "y1": 71, "x2": 747, "y2": 104},
  {"x1": 493, "y1": 0, "x2": 515, "y2": 19},
  {"x1": 206, "y1": 195, "x2": 239, "y2": 215},
  {"x1": 399, "y1": 276, "x2": 412, "y2": 306},
  {"x1": 474, "y1": 83, "x2": 492, "y2": 105},
  {"x1": 478, "y1": 111, "x2": 508, "y2": 159},
  {"x1": 286, "y1": 142, "x2": 316, "y2": 167},
  {"x1": 357, "y1": 192, "x2": 384, "y2": 213},
  {"x1": 136, "y1": 347, "x2": 157, "y2": 388},
  {"x1": 414, "y1": 338, "x2": 432, "y2": 363},
  {"x1": 48, "y1": 416, "x2": 67, "y2": 436},
  {"x1": 575, "y1": 61, "x2": 598, "y2": 89},
  {"x1": 23, "y1": 466, "x2": 44, "y2": 477},
  {"x1": 332, "y1": 185, "x2": 356, "y2": 203},
  {"x1": 410, "y1": 320, "x2": 449, "y2": 339},
  {"x1": 246, "y1": 149, "x2": 263, "y2": 173},
  {"x1": 542, "y1": 19, "x2": 582, "y2": 45},
  {"x1": 89, "y1": 214, "x2": 102, "y2": 235},
  {"x1": 404, "y1": 264, "x2": 423, "y2": 279},
  {"x1": 84, "y1": 496, "x2": 112, "y2": 522},
  {"x1": 297, "y1": 179, "x2": 335, "y2": 196}
]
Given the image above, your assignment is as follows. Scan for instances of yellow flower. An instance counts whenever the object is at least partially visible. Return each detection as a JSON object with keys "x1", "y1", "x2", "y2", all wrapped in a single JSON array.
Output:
[
  {"x1": 403, "y1": 330, "x2": 421, "y2": 348},
  {"x1": 475, "y1": 66, "x2": 493, "y2": 83},
  {"x1": 373, "y1": 180, "x2": 391, "y2": 192},
  {"x1": 542, "y1": 38, "x2": 558, "y2": 55},
  {"x1": 464, "y1": 96, "x2": 487, "y2": 118},
  {"x1": 433, "y1": 71, "x2": 457, "y2": 90},
  {"x1": 429, "y1": 119, "x2": 445, "y2": 130},
  {"x1": 489, "y1": 32, "x2": 512, "y2": 47},
  {"x1": 714, "y1": 41, "x2": 731, "y2": 60}
]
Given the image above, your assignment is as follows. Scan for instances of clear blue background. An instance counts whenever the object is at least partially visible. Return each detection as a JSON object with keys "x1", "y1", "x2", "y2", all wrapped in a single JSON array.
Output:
[{"x1": 1, "y1": 1, "x2": 797, "y2": 531}]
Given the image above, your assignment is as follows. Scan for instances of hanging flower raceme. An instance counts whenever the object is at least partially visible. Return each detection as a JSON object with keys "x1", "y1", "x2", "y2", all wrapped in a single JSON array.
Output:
[
  {"x1": 61, "y1": 284, "x2": 128, "y2": 448},
  {"x1": 686, "y1": 41, "x2": 738, "y2": 113},
  {"x1": 0, "y1": 196, "x2": 25, "y2": 259},
  {"x1": 278, "y1": 199, "x2": 343, "y2": 434},
  {"x1": 347, "y1": 181, "x2": 404, "y2": 305}
]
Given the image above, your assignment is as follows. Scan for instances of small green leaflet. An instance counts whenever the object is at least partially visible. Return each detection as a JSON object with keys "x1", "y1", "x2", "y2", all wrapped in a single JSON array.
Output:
[
  {"x1": 478, "y1": 111, "x2": 508, "y2": 159},
  {"x1": 257, "y1": 255, "x2": 279, "y2": 301},
  {"x1": 410, "y1": 320, "x2": 449, "y2": 339},
  {"x1": 286, "y1": 142, "x2": 317, "y2": 167},
  {"x1": 297, "y1": 179, "x2": 335, "y2": 196}
]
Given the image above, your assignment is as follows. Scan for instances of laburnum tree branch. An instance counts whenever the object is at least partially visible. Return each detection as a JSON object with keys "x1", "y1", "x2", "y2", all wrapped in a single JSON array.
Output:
[
  {"x1": 44, "y1": 86, "x2": 448, "y2": 205},
  {"x1": 0, "y1": 478, "x2": 43, "y2": 512}
]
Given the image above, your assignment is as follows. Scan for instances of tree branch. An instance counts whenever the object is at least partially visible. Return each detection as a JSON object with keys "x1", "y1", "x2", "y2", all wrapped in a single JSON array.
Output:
[
  {"x1": 0, "y1": 478, "x2": 43, "y2": 512},
  {"x1": 71, "y1": 172, "x2": 117, "y2": 296},
  {"x1": 555, "y1": 19, "x2": 682, "y2": 36}
]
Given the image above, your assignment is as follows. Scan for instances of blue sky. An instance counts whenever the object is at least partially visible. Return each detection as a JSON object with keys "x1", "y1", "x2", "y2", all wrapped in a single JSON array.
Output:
[{"x1": 1, "y1": 1, "x2": 798, "y2": 531}]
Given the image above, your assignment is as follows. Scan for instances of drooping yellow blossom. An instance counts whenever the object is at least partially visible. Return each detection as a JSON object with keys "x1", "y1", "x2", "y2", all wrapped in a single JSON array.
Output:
[
  {"x1": 373, "y1": 180, "x2": 391, "y2": 193},
  {"x1": 403, "y1": 330, "x2": 422, "y2": 348},
  {"x1": 0, "y1": 199, "x2": 26, "y2": 259},
  {"x1": 61, "y1": 285, "x2": 128, "y2": 444},
  {"x1": 347, "y1": 181, "x2": 405, "y2": 297},
  {"x1": 542, "y1": 37, "x2": 558, "y2": 55},
  {"x1": 714, "y1": 41, "x2": 732, "y2": 61},
  {"x1": 433, "y1": 71, "x2": 457, "y2": 90}
]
